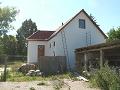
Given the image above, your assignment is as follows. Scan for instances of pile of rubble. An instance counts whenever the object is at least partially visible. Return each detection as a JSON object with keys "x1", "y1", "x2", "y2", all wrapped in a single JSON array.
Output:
[
  {"x1": 26, "y1": 70, "x2": 43, "y2": 76},
  {"x1": 17, "y1": 63, "x2": 43, "y2": 76}
]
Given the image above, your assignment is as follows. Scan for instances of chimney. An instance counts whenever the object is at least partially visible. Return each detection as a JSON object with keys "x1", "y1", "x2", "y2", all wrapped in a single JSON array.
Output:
[{"x1": 62, "y1": 22, "x2": 64, "y2": 26}]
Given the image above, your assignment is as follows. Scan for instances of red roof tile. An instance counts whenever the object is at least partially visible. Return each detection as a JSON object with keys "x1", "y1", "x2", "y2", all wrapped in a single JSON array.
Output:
[{"x1": 27, "y1": 30, "x2": 55, "y2": 41}]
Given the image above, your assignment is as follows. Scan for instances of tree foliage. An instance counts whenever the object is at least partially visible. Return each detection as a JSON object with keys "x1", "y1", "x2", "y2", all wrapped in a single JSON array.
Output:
[
  {"x1": 107, "y1": 27, "x2": 120, "y2": 41},
  {"x1": 0, "y1": 5, "x2": 18, "y2": 55},
  {"x1": 0, "y1": 37, "x2": 4, "y2": 54},
  {"x1": 0, "y1": 6, "x2": 18, "y2": 36},
  {"x1": 1, "y1": 35, "x2": 17, "y2": 55},
  {"x1": 16, "y1": 19, "x2": 37, "y2": 55},
  {"x1": 90, "y1": 14, "x2": 99, "y2": 26}
]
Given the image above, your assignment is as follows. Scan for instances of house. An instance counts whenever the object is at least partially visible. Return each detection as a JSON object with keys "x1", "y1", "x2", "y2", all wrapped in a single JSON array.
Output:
[{"x1": 26, "y1": 9, "x2": 107, "y2": 70}]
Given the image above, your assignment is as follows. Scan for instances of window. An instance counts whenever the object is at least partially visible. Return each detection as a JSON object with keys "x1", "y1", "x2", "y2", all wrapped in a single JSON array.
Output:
[
  {"x1": 79, "y1": 19, "x2": 85, "y2": 29},
  {"x1": 49, "y1": 43, "x2": 51, "y2": 48},
  {"x1": 53, "y1": 42, "x2": 55, "y2": 46}
]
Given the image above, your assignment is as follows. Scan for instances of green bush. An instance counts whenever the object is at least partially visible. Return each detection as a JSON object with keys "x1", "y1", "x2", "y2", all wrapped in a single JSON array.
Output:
[{"x1": 90, "y1": 64, "x2": 120, "y2": 90}]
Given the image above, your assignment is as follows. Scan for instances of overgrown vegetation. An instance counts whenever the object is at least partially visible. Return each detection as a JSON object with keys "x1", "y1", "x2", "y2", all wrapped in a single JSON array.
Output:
[
  {"x1": 90, "y1": 64, "x2": 120, "y2": 90},
  {"x1": 0, "y1": 61, "x2": 73, "y2": 82}
]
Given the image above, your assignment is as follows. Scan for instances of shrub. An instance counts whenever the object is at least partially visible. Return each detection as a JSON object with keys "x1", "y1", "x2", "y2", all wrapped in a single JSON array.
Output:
[
  {"x1": 90, "y1": 64, "x2": 120, "y2": 90},
  {"x1": 29, "y1": 87, "x2": 35, "y2": 90}
]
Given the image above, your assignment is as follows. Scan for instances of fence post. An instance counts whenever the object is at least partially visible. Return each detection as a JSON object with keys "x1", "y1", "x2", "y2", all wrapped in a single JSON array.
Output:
[{"x1": 3, "y1": 55, "x2": 8, "y2": 81}]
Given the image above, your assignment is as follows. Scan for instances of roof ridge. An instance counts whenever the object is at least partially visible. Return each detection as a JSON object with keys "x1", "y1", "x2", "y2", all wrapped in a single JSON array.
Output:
[
  {"x1": 27, "y1": 9, "x2": 107, "y2": 41},
  {"x1": 48, "y1": 9, "x2": 107, "y2": 40}
]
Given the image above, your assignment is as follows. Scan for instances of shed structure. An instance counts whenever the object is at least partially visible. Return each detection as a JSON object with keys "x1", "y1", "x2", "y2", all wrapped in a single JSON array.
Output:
[{"x1": 75, "y1": 40, "x2": 120, "y2": 71}]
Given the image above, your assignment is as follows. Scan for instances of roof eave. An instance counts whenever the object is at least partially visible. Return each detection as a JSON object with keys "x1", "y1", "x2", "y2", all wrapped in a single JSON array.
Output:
[{"x1": 26, "y1": 39, "x2": 48, "y2": 41}]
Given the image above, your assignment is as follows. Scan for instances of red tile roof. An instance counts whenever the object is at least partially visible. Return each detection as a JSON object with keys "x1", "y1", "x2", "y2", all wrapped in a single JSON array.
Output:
[{"x1": 26, "y1": 30, "x2": 55, "y2": 41}]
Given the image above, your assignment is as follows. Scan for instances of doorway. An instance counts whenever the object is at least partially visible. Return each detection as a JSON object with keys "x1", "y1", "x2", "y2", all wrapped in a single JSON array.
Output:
[{"x1": 38, "y1": 45, "x2": 45, "y2": 58}]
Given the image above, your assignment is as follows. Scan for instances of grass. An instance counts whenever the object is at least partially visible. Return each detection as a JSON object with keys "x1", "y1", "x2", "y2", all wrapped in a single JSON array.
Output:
[
  {"x1": 7, "y1": 72, "x2": 72, "y2": 82},
  {"x1": 0, "y1": 60, "x2": 73, "y2": 82}
]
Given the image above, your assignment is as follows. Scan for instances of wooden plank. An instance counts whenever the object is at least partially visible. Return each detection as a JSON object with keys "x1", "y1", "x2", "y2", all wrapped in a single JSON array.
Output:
[{"x1": 84, "y1": 53, "x2": 87, "y2": 71}]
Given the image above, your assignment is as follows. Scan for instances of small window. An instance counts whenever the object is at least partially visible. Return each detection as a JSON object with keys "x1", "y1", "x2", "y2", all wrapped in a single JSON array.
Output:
[
  {"x1": 53, "y1": 42, "x2": 55, "y2": 46},
  {"x1": 49, "y1": 43, "x2": 51, "y2": 48},
  {"x1": 79, "y1": 19, "x2": 85, "y2": 29}
]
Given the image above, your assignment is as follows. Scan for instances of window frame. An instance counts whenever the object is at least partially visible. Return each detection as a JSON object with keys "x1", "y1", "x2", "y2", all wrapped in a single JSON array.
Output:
[
  {"x1": 79, "y1": 19, "x2": 86, "y2": 29},
  {"x1": 53, "y1": 41, "x2": 55, "y2": 47},
  {"x1": 49, "y1": 43, "x2": 51, "y2": 48}
]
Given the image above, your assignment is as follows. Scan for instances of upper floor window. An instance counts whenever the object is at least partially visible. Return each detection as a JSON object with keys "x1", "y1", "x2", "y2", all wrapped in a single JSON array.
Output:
[{"x1": 79, "y1": 19, "x2": 85, "y2": 29}]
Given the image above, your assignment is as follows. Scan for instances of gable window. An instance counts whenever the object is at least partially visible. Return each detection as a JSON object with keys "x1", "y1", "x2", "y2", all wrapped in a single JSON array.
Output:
[{"x1": 79, "y1": 19, "x2": 85, "y2": 29}]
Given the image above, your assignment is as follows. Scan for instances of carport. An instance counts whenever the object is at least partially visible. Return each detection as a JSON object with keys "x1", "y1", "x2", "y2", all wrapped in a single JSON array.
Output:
[{"x1": 75, "y1": 40, "x2": 120, "y2": 71}]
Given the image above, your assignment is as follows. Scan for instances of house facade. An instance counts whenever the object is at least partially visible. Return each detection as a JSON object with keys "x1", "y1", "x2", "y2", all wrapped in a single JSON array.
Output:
[{"x1": 27, "y1": 9, "x2": 107, "y2": 69}]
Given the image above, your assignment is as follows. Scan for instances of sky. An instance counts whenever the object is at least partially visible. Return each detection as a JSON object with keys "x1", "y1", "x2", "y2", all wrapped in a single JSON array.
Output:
[{"x1": 0, "y1": 0, "x2": 120, "y2": 35}]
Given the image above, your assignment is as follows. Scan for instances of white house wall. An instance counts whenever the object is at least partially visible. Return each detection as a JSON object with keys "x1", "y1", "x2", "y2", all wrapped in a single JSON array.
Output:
[
  {"x1": 47, "y1": 32, "x2": 65, "y2": 56},
  {"x1": 27, "y1": 41, "x2": 47, "y2": 63},
  {"x1": 48, "y1": 11, "x2": 106, "y2": 69}
]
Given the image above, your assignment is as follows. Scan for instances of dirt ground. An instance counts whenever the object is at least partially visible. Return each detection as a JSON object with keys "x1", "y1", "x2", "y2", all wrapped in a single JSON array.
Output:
[{"x1": 0, "y1": 79, "x2": 100, "y2": 90}]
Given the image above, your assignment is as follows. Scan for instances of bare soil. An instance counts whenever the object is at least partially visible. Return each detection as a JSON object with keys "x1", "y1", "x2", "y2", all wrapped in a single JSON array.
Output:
[{"x1": 0, "y1": 79, "x2": 100, "y2": 90}]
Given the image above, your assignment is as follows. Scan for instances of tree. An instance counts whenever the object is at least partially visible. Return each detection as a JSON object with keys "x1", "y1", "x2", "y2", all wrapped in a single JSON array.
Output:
[
  {"x1": 16, "y1": 19, "x2": 37, "y2": 55},
  {"x1": 0, "y1": 5, "x2": 18, "y2": 56},
  {"x1": 0, "y1": 6, "x2": 18, "y2": 36},
  {"x1": 1, "y1": 35, "x2": 17, "y2": 55},
  {"x1": 90, "y1": 14, "x2": 99, "y2": 26},
  {"x1": 0, "y1": 37, "x2": 4, "y2": 54},
  {"x1": 107, "y1": 27, "x2": 120, "y2": 41}
]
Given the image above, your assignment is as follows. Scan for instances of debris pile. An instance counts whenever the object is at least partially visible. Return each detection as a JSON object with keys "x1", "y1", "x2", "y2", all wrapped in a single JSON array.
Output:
[{"x1": 17, "y1": 63, "x2": 43, "y2": 76}]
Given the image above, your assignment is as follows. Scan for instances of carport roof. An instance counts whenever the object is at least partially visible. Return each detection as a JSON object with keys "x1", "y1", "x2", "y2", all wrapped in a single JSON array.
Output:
[{"x1": 75, "y1": 40, "x2": 120, "y2": 52}]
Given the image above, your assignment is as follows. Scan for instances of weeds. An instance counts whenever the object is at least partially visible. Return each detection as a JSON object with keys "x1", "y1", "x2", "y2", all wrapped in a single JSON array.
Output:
[
  {"x1": 90, "y1": 64, "x2": 120, "y2": 90},
  {"x1": 52, "y1": 79, "x2": 64, "y2": 90},
  {"x1": 0, "y1": 61, "x2": 75, "y2": 82},
  {"x1": 29, "y1": 87, "x2": 36, "y2": 90}
]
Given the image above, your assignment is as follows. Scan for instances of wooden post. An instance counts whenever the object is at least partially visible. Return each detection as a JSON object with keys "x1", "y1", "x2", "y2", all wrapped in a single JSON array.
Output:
[
  {"x1": 84, "y1": 53, "x2": 87, "y2": 71},
  {"x1": 3, "y1": 55, "x2": 8, "y2": 81},
  {"x1": 100, "y1": 49, "x2": 103, "y2": 68}
]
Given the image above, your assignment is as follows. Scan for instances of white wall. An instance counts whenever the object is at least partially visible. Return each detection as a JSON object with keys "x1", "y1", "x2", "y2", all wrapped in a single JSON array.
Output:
[
  {"x1": 48, "y1": 11, "x2": 106, "y2": 69},
  {"x1": 27, "y1": 41, "x2": 47, "y2": 63},
  {"x1": 47, "y1": 32, "x2": 65, "y2": 56}
]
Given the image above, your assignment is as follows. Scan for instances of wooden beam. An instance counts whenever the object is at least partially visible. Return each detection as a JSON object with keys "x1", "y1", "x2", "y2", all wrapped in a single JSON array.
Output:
[
  {"x1": 100, "y1": 49, "x2": 104, "y2": 68},
  {"x1": 76, "y1": 49, "x2": 100, "y2": 53},
  {"x1": 84, "y1": 52, "x2": 87, "y2": 71},
  {"x1": 102, "y1": 45, "x2": 120, "y2": 50},
  {"x1": 75, "y1": 45, "x2": 120, "y2": 54}
]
